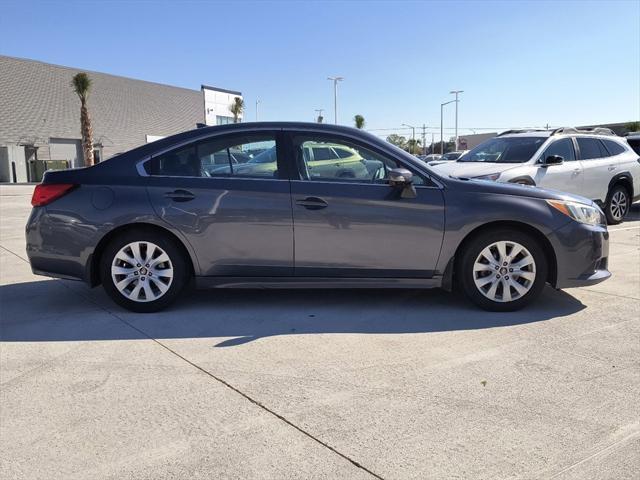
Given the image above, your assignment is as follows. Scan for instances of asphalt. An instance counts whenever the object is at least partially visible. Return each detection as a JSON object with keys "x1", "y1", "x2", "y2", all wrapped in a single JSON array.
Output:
[{"x1": 1, "y1": 184, "x2": 638, "y2": 479}]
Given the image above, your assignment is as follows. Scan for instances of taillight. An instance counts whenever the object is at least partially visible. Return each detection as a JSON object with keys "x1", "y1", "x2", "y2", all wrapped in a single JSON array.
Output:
[{"x1": 31, "y1": 184, "x2": 77, "y2": 207}]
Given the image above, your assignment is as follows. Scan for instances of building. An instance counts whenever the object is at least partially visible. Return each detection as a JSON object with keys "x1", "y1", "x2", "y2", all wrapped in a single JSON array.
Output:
[{"x1": 0, "y1": 56, "x2": 241, "y2": 182}]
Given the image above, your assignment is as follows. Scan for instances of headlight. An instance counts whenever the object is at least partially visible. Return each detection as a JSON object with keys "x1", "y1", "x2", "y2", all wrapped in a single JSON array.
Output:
[
  {"x1": 547, "y1": 200, "x2": 605, "y2": 226},
  {"x1": 472, "y1": 173, "x2": 501, "y2": 181}
]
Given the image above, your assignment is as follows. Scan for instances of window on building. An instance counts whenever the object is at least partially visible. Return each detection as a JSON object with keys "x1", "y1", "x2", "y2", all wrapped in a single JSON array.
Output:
[{"x1": 216, "y1": 116, "x2": 234, "y2": 126}]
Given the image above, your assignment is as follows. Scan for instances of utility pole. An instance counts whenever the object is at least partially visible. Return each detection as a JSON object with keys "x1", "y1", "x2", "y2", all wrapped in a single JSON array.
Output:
[
  {"x1": 402, "y1": 124, "x2": 416, "y2": 154},
  {"x1": 255, "y1": 99, "x2": 260, "y2": 121},
  {"x1": 314, "y1": 109, "x2": 324, "y2": 123},
  {"x1": 327, "y1": 76, "x2": 344, "y2": 124},
  {"x1": 421, "y1": 124, "x2": 427, "y2": 155},
  {"x1": 440, "y1": 100, "x2": 455, "y2": 154},
  {"x1": 450, "y1": 90, "x2": 464, "y2": 150}
]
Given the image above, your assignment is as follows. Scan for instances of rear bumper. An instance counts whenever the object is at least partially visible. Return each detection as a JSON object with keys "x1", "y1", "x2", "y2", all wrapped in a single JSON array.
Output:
[{"x1": 548, "y1": 221, "x2": 610, "y2": 289}]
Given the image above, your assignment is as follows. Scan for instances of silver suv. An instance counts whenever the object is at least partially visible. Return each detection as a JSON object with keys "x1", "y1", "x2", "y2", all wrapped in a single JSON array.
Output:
[{"x1": 432, "y1": 127, "x2": 640, "y2": 224}]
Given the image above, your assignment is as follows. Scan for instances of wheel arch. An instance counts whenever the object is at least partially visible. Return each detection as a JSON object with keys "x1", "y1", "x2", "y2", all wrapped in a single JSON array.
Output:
[
  {"x1": 88, "y1": 223, "x2": 196, "y2": 287},
  {"x1": 608, "y1": 172, "x2": 634, "y2": 199},
  {"x1": 444, "y1": 220, "x2": 558, "y2": 290}
]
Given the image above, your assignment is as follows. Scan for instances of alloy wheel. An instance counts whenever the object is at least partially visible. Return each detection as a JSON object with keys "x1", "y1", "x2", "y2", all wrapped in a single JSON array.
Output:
[
  {"x1": 610, "y1": 190, "x2": 628, "y2": 221},
  {"x1": 473, "y1": 240, "x2": 536, "y2": 303},
  {"x1": 111, "y1": 241, "x2": 174, "y2": 302}
]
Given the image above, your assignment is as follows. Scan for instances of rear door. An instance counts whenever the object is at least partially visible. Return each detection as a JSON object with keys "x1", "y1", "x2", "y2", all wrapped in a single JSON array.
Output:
[
  {"x1": 533, "y1": 137, "x2": 583, "y2": 195},
  {"x1": 285, "y1": 131, "x2": 445, "y2": 278},
  {"x1": 143, "y1": 131, "x2": 294, "y2": 276},
  {"x1": 576, "y1": 137, "x2": 615, "y2": 202}
]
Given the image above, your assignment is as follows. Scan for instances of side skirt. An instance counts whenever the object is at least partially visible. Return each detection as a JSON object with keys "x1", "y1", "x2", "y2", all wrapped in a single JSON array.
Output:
[{"x1": 195, "y1": 276, "x2": 443, "y2": 289}]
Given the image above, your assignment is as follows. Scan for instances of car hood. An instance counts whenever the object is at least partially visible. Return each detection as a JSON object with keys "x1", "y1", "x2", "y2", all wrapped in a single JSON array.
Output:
[
  {"x1": 450, "y1": 176, "x2": 596, "y2": 206},
  {"x1": 431, "y1": 161, "x2": 523, "y2": 177}
]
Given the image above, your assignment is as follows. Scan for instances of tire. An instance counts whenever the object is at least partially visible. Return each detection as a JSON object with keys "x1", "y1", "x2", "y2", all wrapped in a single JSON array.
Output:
[
  {"x1": 604, "y1": 184, "x2": 630, "y2": 225},
  {"x1": 100, "y1": 228, "x2": 190, "y2": 313},
  {"x1": 457, "y1": 229, "x2": 548, "y2": 312}
]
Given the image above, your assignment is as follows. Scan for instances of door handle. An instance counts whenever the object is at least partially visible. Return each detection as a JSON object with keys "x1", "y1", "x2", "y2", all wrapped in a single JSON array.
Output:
[
  {"x1": 573, "y1": 168, "x2": 581, "y2": 174},
  {"x1": 295, "y1": 196, "x2": 328, "y2": 210},
  {"x1": 164, "y1": 189, "x2": 195, "y2": 202},
  {"x1": 608, "y1": 165, "x2": 616, "y2": 171}
]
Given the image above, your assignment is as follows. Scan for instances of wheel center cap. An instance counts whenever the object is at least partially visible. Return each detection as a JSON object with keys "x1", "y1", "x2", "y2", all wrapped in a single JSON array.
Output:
[
  {"x1": 500, "y1": 267, "x2": 508, "y2": 275},
  {"x1": 139, "y1": 267, "x2": 148, "y2": 275}
]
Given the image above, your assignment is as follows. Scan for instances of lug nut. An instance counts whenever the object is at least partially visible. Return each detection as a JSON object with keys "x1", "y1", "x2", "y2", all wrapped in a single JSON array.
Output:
[
  {"x1": 509, "y1": 268, "x2": 513, "y2": 272},
  {"x1": 136, "y1": 263, "x2": 141, "y2": 267},
  {"x1": 134, "y1": 271, "x2": 139, "y2": 275},
  {"x1": 505, "y1": 276, "x2": 509, "y2": 280},
  {"x1": 141, "y1": 277, "x2": 145, "y2": 281},
  {"x1": 145, "y1": 264, "x2": 150, "y2": 267},
  {"x1": 503, "y1": 262, "x2": 507, "y2": 266},
  {"x1": 496, "y1": 274, "x2": 501, "y2": 278}
]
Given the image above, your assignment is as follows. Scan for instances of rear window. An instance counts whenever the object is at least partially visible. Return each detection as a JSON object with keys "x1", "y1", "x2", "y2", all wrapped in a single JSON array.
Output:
[
  {"x1": 459, "y1": 137, "x2": 546, "y2": 163},
  {"x1": 601, "y1": 139, "x2": 627, "y2": 156},
  {"x1": 577, "y1": 137, "x2": 609, "y2": 160}
]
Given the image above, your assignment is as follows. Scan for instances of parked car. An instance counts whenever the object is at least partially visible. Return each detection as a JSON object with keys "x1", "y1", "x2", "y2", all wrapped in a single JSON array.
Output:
[
  {"x1": 427, "y1": 151, "x2": 468, "y2": 166},
  {"x1": 432, "y1": 128, "x2": 640, "y2": 224},
  {"x1": 624, "y1": 132, "x2": 640, "y2": 155},
  {"x1": 418, "y1": 154, "x2": 442, "y2": 162},
  {"x1": 27, "y1": 122, "x2": 610, "y2": 313},
  {"x1": 208, "y1": 141, "x2": 374, "y2": 179}
]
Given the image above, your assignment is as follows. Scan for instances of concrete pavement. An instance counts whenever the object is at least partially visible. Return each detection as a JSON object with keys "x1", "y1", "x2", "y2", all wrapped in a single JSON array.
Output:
[{"x1": 1, "y1": 184, "x2": 639, "y2": 479}]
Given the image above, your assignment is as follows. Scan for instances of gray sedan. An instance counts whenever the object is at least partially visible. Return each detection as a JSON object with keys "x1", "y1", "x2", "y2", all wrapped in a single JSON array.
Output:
[{"x1": 26, "y1": 122, "x2": 610, "y2": 312}]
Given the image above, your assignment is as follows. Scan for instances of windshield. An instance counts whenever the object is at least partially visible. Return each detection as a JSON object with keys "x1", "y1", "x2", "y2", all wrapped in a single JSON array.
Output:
[
  {"x1": 458, "y1": 137, "x2": 546, "y2": 163},
  {"x1": 443, "y1": 152, "x2": 462, "y2": 160}
]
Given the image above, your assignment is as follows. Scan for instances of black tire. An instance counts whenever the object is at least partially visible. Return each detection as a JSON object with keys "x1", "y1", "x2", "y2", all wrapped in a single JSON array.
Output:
[
  {"x1": 604, "y1": 184, "x2": 630, "y2": 225},
  {"x1": 457, "y1": 229, "x2": 548, "y2": 312},
  {"x1": 100, "y1": 228, "x2": 190, "y2": 313}
]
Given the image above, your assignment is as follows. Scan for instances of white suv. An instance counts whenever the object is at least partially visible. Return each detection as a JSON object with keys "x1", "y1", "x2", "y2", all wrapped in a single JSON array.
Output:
[{"x1": 432, "y1": 128, "x2": 640, "y2": 224}]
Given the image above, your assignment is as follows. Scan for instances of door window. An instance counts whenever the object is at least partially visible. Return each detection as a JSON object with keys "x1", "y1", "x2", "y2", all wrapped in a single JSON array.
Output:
[
  {"x1": 577, "y1": 137, "x2": 609, "y2": 160},
  {"x1": 145, "y1": 134, "x2": 280, "y2": 178},
  {"x1": 541, "y1": 138, "x2": 576, "y2": 161},
  {"x1": 293, "y1": 136, "x2": 427, "y2": 185}
]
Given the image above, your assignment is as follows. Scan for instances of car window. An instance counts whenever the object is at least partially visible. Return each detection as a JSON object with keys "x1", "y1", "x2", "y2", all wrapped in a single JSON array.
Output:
[
  {"x1": 293, "y1": 136, "x2": 426, "y2": 185},
  {"x1": 577, "y1": 137, "x2": 608, "y2": 160},
  {"x1": 459, "y1": 137, "x2": 546, "y2": 163},
  {"x1": 541, "y1": 138, "x2": 576, "y2": 161},
  {"x1": 601, "y1": 139, "x2": 626, "y2": 156},
  {"x1": 146, "y1": 134, "x2": 279, "y2": 178},
  {"x1": 312, "y1": 147, "x2": 338, "y2": 161}
]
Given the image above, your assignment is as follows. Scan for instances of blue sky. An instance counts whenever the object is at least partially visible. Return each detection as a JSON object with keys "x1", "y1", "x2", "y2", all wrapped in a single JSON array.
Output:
[{"x1": 1, "y1": 0, "x2": 639, "y2": 139}]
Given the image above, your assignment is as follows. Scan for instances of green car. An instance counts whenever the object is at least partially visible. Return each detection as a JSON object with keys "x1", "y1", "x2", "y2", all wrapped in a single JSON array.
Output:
[{"x1": 207, "y1": 142, "x2": 376, "y2": 179}]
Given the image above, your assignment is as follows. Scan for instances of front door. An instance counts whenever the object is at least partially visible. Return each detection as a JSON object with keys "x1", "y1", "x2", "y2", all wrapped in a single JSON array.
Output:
[
  {"x1": 287, "y1": 132, "x2": 445, "y2": 278},
  {"x1": 533, "y1": 137, "x2": 583, "y2": 195},
  {"x1": 144, "y1": 131, "x2": 294, "y2": 276}
]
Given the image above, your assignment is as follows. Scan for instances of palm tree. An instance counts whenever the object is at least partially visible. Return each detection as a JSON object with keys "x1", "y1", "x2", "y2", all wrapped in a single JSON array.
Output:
[
  {"x1": 71, "y1": 73, "x2": 95, "y2": 166},
  {"x1": 229, "y1": 97, "x2": 245, "y2": 123},
  {"x1": 354, "y1": 114, "x2": 365, "y2": 129}
]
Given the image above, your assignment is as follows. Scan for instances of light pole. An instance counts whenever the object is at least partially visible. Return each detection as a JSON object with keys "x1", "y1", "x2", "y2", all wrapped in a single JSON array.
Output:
[
  {"x1": 440, "y1": 100, "x2": 456, "y2": 154},
  {"x1": 327, "y1": 76, "x2": 344, "y2": 124},
  {"x1": 402, "y1": 123, "x2": 416, "y2": 154},
  {"x1": 255, "y1": 99, "x2": 260, "y2": 121},
  {"x1": 449, "y1": 90, "x2": 464, "y2": 150}
]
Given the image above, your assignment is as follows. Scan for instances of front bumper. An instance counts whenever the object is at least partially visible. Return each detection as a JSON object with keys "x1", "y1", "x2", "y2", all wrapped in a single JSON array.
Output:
[{"x1": 548, "y1": 220, "x2": 610, "y2": 289}]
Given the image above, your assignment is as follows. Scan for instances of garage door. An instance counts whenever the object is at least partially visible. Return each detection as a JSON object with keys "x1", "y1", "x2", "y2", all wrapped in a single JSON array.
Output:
[{"x1": 49, "y1": 138, "x2": 82, "y2": 168}]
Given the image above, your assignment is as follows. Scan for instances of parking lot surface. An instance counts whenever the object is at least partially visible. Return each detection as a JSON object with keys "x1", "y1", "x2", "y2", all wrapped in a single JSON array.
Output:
[{"x1": 1, "y1": 184, "x2": 639, "y2": 479}]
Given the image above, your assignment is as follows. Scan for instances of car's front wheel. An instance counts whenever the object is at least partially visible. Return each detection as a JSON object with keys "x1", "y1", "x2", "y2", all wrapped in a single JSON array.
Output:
[
  {"x1": 457, "y1": 229, "x2": 548, "y2": 311},
  {"x1": 605, "y1": 184, "x2": 630, "y2": 225},
  {"x1": 100, "y1": 229, "x2": 190, "y2": 313}
]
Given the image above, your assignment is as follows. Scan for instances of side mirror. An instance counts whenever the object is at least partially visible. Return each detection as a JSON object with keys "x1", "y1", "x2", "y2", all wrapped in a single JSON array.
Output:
[
  {"x1": 388, "y1": 168, "x2": 416, "y2": 199},
  {"x1": 541, "y1": 155, "x2": 564, "y2": 166},
  {"x1": 388, "y1": 168, "x2": 413, "y2": 186}
]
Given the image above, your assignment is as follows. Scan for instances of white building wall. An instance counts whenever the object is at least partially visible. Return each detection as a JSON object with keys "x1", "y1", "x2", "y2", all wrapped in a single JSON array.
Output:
[{"x1": 202, "y1": 85, "x2": 243, "y2": 126}]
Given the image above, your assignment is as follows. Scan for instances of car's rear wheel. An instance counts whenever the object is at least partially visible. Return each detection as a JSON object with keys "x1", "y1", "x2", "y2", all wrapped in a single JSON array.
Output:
[
  {"x1": 100, "y1": 229, "x2": 190, "y2": 313},
  {"x1": 605, "y1": 184, "x2": 630, "y2": 225},
  {"x1": 457, "y1": 229, "x2": 548, "y2": 311}
]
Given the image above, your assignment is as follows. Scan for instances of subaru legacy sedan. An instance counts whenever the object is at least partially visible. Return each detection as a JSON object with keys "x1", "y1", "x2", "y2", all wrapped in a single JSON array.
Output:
[{"x1": 26, "y1": 122, "x2": 610, "y2": 313}]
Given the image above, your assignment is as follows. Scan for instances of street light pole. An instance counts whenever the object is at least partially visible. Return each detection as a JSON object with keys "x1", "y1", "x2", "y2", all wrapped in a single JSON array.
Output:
[
  {"x1": 255, "y1": 99, "x2": 260, "y2": 121},
  {"x1": 327, "y1": 76, "x2": 344, "y2": 124},
  {"x1": 440, "y1": 100, "x2": 455, "y2": 154},
  {"x1": 402, "y1": 123, "x2": 416, "y2": 154},
  {"x1": 449, "y1": 90, "x2": 464, "y2": 150}
]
